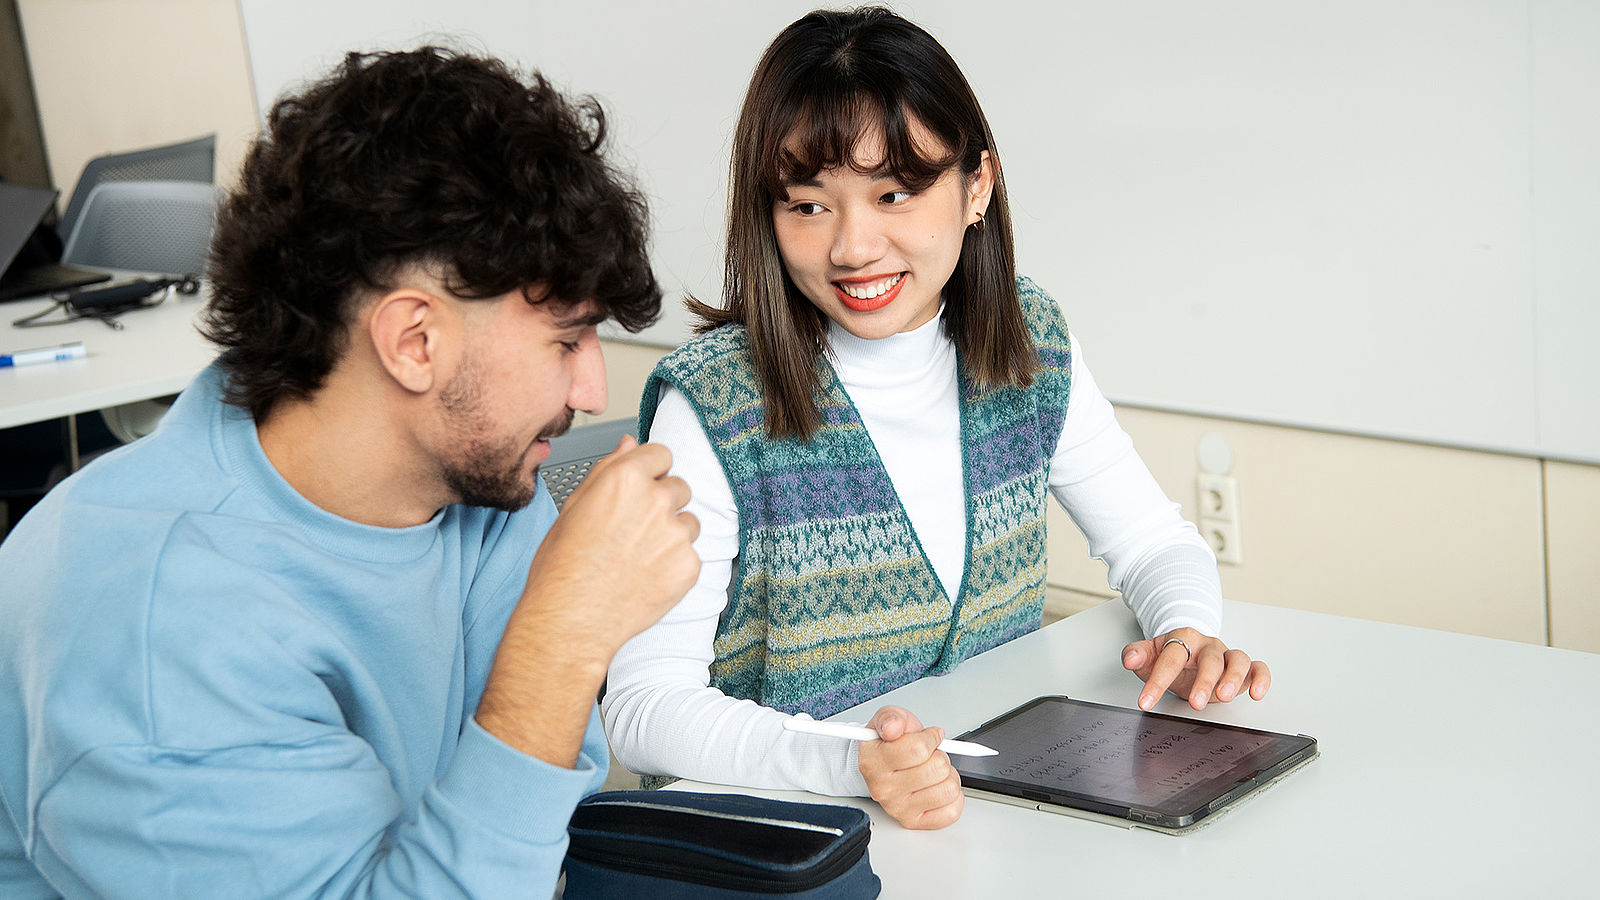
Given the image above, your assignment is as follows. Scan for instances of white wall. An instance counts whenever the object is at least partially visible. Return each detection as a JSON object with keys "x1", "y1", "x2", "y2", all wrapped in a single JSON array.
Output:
[
  {"x1": 14, "y1": 1, "x2": 1596, "y2": 648},
  {"x1": 238, "y1": 0, "x2": 1600, "y2": 463},
  {"x1": 1530, "y1": 2, "x2": 1600, "y2": 463}
]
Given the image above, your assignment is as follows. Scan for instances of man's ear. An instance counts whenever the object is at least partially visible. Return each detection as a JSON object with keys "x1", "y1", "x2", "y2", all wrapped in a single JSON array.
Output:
[{"x1": 368, "y1": 288, "x2": 454, "y2": 395}]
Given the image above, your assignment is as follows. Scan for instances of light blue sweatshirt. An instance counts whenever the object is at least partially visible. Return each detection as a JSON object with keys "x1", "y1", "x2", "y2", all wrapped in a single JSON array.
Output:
[{"x1": 0, "y1": 365, "x2": 606, "y2": 898}]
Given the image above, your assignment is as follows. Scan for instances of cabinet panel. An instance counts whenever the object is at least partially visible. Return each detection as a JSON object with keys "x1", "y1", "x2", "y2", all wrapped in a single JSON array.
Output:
[
  {"x1": 1047, "y1": 405, "x2": 1548, "y2": 644},
  {"x1": 1546, "y1": 461, "x2": 1600, "y2": 652}
]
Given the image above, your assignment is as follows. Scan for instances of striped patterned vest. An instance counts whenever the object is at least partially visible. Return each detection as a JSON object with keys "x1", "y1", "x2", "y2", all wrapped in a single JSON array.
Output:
[{"x1": 639, "y1": 277, "x2": 1071, "y2": 718}]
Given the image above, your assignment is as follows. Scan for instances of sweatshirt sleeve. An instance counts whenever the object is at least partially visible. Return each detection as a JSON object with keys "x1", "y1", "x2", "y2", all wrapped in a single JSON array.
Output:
[
  {"x1": 1048, "y1": 332, "x2": 1225, "y2": 638},
  {"x1": 603, "y1": 384, "x2": 868, "y2": 798},
  {"x1": 28, "y1": 714, "x2": 605, "y2": 899}
]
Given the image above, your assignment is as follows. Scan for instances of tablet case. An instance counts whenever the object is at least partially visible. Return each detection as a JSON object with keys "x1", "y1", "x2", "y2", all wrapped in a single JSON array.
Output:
[
  {"x1": 954, "y1": 695, "x2": 1319, "y2": 835},
  {"x1": 962, "y1": 748, "x2": 1320, "y2": 836},
  {"x1": 563, "y1": 790, "x2": 881, "y2": 898}
]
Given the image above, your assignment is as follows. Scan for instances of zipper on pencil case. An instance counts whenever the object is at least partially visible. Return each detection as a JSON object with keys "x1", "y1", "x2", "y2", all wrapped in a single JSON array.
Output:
[{"x1": 577, "y1": 798, "x2": 846, "y2": 835}]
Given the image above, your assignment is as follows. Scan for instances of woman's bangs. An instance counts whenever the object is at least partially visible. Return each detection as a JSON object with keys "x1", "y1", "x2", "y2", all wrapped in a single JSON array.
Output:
[{"x1": 766, "y1": 92, "x2": 958, "y2": 198}]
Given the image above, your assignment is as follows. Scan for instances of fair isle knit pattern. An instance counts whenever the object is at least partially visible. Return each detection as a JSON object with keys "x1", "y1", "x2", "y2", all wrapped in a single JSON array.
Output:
[{"x1": 639, "y1": 277, "x2": 1072, "y2": 718}]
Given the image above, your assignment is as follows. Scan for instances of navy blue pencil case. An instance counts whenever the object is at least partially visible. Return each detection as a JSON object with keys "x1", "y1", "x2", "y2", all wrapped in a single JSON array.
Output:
[{"x1": 563, "y1": 790, "x2": 880, "y2": 898}]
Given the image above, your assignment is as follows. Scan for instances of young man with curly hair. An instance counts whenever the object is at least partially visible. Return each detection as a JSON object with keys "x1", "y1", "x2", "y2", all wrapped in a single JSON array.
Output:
[{"x1": 0, "y1": 48, "x2": 699, "y2": 898}]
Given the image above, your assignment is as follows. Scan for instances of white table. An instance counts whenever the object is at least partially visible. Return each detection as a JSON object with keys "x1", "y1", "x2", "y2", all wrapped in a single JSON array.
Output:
[
  {"x1": 671, "y1": 600, "x2": 1600, "y2": 897},
  {"x1": 0, "y1": 285, "x2": 215, "y2": 430}
]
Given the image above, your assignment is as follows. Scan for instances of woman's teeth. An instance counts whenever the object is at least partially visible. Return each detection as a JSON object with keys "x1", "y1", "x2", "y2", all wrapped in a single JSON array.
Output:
[{"x1": 838, "y1": 273, "x2": 902, "y2": 299}]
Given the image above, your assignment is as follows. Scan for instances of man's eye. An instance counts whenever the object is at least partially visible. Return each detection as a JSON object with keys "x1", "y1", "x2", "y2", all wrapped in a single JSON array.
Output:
[{"x1": 559, "y1": 341, "x2": 581, "y2": 353}]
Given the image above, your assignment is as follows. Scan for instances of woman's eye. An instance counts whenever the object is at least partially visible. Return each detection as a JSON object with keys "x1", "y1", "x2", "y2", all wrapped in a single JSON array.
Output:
[
  {"x1": 790, "y1": 201, "x2": 824, "y2": 216},
  {"x1": 881, "y1": 190, "x2": 914, "y2": 205}
]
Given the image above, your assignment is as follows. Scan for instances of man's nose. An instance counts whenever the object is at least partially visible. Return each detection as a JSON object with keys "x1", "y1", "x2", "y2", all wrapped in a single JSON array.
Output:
[{"x1": 568, "y1": 337, "x2": 608, "y2": 417}]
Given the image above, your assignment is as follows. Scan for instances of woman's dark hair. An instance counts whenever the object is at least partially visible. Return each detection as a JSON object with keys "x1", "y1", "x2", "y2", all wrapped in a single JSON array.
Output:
[
  {"x1": 204, "y1": 46, "x2": 660, "y2": 420},
  {"x1": 692, "y1": 6, "x2": 1035, "y2": 440}
]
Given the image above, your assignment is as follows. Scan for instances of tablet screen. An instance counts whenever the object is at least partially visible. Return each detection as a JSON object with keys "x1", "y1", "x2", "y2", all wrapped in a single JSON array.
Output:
[{"x1": 954, "y1": 696, "x2": 1316, "y2": 827}]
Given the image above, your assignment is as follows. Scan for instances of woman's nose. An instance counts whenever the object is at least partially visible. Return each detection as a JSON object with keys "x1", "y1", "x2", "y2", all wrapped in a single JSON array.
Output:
[{"x1": 828, "y1": 209, "x2": 887, "y2": 270}]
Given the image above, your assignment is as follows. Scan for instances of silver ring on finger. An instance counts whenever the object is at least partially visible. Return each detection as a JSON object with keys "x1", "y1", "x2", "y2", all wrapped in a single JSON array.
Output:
[{"x1": 1162, "y1": 637, "x2": 1192, "y2": 663}]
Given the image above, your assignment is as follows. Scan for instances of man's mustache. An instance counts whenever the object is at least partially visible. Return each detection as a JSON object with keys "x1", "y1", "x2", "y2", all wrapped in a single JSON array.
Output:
[{"x1": 538, "y1": 409, "x2": 576, "y2": 442}]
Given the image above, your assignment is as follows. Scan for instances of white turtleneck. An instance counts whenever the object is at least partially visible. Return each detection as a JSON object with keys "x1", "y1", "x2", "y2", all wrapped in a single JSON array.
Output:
[{"x1": 601, "y1": 312, "x2": 1223, "y2": 797}]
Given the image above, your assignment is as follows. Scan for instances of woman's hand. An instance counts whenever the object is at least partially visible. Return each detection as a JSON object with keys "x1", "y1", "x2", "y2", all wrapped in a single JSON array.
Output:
[
  {"x1": 857, "y1": 706, "x2": 964, "y2": 830},
  {"x1": 1121, "y1": 628, "x2": 1271, "y2": 711}
]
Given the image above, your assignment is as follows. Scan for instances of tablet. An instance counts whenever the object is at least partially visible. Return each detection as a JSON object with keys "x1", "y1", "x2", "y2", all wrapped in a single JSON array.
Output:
[{"x1": 953, "y1": 696, "x2": 1318, "y2": 834}]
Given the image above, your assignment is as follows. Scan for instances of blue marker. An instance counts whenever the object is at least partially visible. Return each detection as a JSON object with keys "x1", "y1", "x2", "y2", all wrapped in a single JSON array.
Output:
[{"x1": 0, "y1": 341, "x2": 86, "y2": 368}]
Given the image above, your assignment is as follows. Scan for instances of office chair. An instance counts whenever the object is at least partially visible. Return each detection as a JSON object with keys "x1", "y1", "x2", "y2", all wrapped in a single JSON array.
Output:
[
  {"x1": 54, "y1": 179, "x2": 220, "y2": 451},
  {"x1": 3, "y1": 143, "x2": 217, "y2": 526},
  {"x1": 541, "y1": 418, "x2": 638, "y2": 510},
  {"x1": 56, "y1": 134, "x2": 215, "y2": 242},
  {"x1": 60, "y1": 180, "x2": 219, "y2": 275}
]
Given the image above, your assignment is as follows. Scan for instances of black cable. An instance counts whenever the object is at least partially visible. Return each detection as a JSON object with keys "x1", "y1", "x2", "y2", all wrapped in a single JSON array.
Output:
[{"x1": 9, "y1": 275, "x2": 200, "y2": 330}]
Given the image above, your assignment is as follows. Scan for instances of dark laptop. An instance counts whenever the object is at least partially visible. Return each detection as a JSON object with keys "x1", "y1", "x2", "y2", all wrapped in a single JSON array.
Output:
[{"x1": 0, "y1": 183, "x2": 112, "y2": 302}]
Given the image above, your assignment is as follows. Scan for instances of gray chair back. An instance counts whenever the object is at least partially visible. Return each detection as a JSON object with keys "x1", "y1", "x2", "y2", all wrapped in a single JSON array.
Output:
[
  {"x1": 60, "y1": 180, "x2": 218, "y2": 275},
  {"x1": 57, "y1": 134, "x2": 215, "y2": 241}
]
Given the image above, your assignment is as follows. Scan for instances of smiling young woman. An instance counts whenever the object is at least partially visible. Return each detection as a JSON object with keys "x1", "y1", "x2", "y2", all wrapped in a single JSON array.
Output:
[
  {"x1": 770, "y1": 123, "x2": 989, "y2": 341},
  {"x1": 602, "y1": 7, "x2": 1272, "y2": 831},
  {"x1": 687, "y1": 14, "x2": 1034, "y2": 440}
]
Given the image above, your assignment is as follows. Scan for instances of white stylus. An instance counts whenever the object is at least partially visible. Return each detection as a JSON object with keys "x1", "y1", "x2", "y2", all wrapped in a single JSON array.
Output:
[{"x1": 784, "y1": 717, "x2": 998, "y2": 757}]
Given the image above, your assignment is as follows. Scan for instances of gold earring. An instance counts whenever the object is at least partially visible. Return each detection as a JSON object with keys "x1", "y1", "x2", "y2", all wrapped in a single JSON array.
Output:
[{"x1": 971, "y1": 210, "x2": 985, "y2": 232}]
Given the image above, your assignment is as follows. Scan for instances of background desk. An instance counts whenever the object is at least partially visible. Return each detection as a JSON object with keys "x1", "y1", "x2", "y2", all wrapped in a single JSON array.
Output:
[
  {"x1": 672, "y1": 600, "x2": 1598, "y2": 897},
  {"x1": 0, "y1": 287, "x2": 215, "y2": 430}
]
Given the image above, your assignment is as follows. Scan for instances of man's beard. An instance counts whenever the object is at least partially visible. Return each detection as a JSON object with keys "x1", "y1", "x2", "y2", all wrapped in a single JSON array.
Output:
[{"x1": 437, "y1": 361, "x2": 575, "y2": 512}]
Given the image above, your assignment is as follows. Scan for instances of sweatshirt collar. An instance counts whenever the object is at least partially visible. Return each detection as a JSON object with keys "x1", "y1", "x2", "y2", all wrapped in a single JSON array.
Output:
[{"x1": 204, "y1": 365, "x2": 445, "y2": 563}]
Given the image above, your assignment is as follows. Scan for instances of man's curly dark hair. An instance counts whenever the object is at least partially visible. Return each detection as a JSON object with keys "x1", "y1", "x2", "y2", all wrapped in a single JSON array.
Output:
[{"x1": 202, "y1": 47, "x2": 661, "y2": 420}]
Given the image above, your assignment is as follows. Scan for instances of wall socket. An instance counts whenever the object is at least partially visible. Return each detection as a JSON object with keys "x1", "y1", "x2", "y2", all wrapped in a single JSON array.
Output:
[
  {"x1": 1199, "y1": 517, "x2": 1243, "y2": 566},
  {"x1": 1197, "y1": 474, "x2": 1243, "y2": 565},
  {"x1": 1196, "y1": 473, "x2": 1239, "y2": 521}
]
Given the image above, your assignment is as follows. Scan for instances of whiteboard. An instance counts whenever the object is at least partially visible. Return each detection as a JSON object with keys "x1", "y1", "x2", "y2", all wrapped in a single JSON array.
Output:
[{"x1": 237, "y1": 0, "x2": 1600, "y2": 463}]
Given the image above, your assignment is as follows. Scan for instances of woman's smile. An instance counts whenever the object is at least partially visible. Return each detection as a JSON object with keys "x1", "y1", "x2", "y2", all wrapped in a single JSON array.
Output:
[{"x1": 833, "y1": 272, "x2": 906, "y2": 312}]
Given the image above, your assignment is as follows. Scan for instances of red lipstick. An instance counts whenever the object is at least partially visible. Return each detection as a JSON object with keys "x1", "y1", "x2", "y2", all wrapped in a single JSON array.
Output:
[{"x1": 832, "y1": 273, "x2": 905, "y2": 313}]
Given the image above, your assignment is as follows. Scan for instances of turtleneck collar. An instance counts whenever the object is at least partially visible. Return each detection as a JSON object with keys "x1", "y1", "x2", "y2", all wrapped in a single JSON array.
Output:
[{"x1": 824, "y1": 304, "x2": 952, "y2": 389}]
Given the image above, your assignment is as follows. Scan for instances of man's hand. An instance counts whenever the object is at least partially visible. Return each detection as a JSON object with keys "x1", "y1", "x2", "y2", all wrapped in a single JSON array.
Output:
[
  {"x1": 857, "y1": 706, "x2": 964, "y2": 830},
  {"x1": 520, "y1": 436, "x2": 701, "y2": 653},
  {"x1": 477, "y1": 436, "x2": 700, "y2": 765},
  {"x1": 1121, "y1": 627, "x2": 1271, "y2": 711}
]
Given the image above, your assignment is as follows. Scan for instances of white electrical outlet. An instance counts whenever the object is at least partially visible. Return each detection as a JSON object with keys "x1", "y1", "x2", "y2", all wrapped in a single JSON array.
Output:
[
  {"x1": 1200, "y1": 516, "x2": 1243, "y2": 566},
  {"x1": 1196, "y1": 474, "x2": 1242, "y2": 565},
  {"x1": 1196, "y1": 473, "x2": 1239, "y2": 522}
]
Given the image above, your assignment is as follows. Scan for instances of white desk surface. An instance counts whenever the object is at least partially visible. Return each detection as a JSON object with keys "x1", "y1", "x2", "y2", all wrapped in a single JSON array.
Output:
[
  {"x1": 0, "y1": 286, "x2": 216, "y2": 429},
  {"x1": 670, "y1": 600, "x2": 1600, "y2": 897}
]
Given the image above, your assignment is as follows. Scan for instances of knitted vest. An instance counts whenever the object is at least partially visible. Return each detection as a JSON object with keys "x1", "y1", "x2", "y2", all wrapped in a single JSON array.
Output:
[{"x1": 639, "y1": 277, "x2": 1071, "y2": 718}]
